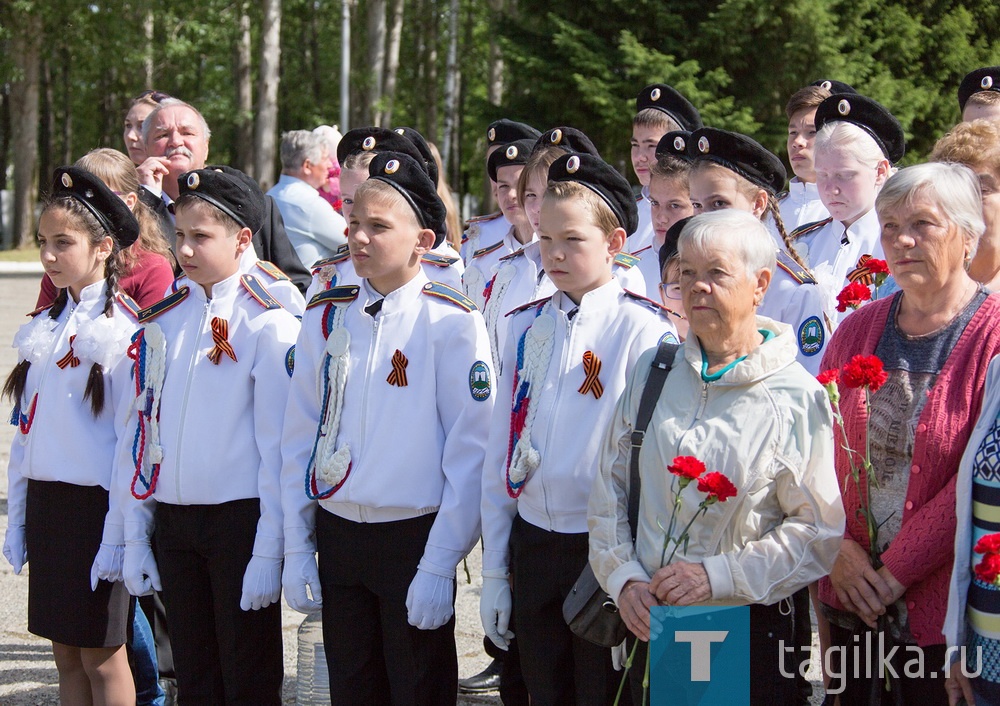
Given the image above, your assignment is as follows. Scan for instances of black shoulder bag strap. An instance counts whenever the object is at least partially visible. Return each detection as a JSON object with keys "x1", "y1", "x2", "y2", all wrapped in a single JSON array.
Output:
[{"x1": 627, "y1": 342, "x2": 680, "y2": 542}]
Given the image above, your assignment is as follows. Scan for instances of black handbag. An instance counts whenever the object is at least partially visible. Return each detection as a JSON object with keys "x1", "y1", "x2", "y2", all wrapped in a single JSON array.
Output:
[{"x1": 563, "y1": 341, "x2": 680, "y2": 648}]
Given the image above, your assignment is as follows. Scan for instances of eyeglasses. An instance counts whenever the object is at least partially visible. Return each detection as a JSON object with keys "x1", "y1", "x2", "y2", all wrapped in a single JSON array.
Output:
[
  {"x1": 134, "y1": 89, "x2": 171, "y2": 104},
  {"x1": 658, "y1": 282, "x2": 682, "y2": 301}
]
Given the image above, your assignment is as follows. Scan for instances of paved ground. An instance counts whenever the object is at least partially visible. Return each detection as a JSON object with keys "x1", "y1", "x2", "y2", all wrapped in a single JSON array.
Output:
[{"x1": 0, "y1": 271, "x2": 823, "y2": 704}]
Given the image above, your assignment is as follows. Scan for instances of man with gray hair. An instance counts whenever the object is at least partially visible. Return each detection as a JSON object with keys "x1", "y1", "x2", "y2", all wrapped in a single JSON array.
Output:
[{"x1": 267, "y1": 129, "x2": 347, "y2": 268}]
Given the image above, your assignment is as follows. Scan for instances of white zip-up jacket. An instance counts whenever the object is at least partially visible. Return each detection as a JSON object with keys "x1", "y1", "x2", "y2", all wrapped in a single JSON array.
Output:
[
  {"x1": 588, "y1": 317, "x2": 845, "y2": 605},
  {"x1": 7, "y1": 280, "x2": 137, "y2": 534},
  {"x1": 115, "y1": 271, "x2": 300, "y2": 559},
  {"x1": 480, "y1": 279, "x2": 675, "y2": 573},
  {"x1": 280, "y1": 270, "x2": 494, "y2": 572}
]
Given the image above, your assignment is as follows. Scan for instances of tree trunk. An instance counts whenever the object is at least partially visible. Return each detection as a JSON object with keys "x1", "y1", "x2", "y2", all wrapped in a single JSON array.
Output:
[
  {"x1": 142, "y1": 7, "x2": 155, "y2": 88},
  {"x1": 366, "y1": 0, "x2": 386, "y2": 125},
  {"x1": 11, "y1": 11, "x2": 42, "y2": 249},
  {"x1": 441, "y1": 0, "x2": 459, "y2": 170},
  {"x1": 255, "y1": 0, "x2": 283, "y2": 191},
  {"x1": 39, "y1": 59, "x2": 52, "y2": 196},
  {"x1": 486, "y1": 0, "x2": 504, "y2": 106},
  {"x1": 340, "y1": 0, "x2": 351, "y2": 131},
  {"x1": 235, "y1": 4, "x2": 254, "y2": 176},
  {"x1": 381, "y1": 0, "x2": 404, "y2": 126},
  {"x1": 61, "y1": 50, "x2": 72, "y2": 164},
  {"x1": 421, "y1": 0, "x2": 438, "y2": 143}
]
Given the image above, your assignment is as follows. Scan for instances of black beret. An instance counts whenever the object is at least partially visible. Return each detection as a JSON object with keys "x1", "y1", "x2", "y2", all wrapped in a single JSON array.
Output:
[
  {"x1": 486, "y1": 119, "x2": 542, "y2": 147},
  {"x1": 368, "y1": 152, "x2": 448, "y2": 248},
  {"x1": 487, "y1": 139, "x2": 535, "y2": 182},
  {"x1": 811, "y1": 79, "x2": 858, "y2": 95},
  {"x1": 336, "y1": 127, "x2": 427, "y2": 173},
  {"x1": 688, "y1": 127, "x2": 787, "y2": 196},
  {"x1": 635, "y1": 84, "x2": 703, "y2": 132},
  {"x1": 532, "y1": 126, "x2": 601, "y2": 158},
  {"x1": 658, "y1": 216, "x2": 693, "y2": 275},
  {"x1": 958, "y1": 66, "x2": 1000, "y2": 111},
  {"x1": 814, "y1": 93, "x2": 905, "y2": 164},
  {"x1": 392, "y1": 126, "x2": 440, "y2": 187},
  {"x1": 548, "y1": 153, "x2": 639, "y2": 236},
  {"x1": 177, "y1": 165, "x2": 266, "y2": 234},
  {"x1": 52, "y1": 166, "x2": 140, "y2": 248},
  {"x1": 655, "y1": 131, "x2": 694, "y2": 163}
]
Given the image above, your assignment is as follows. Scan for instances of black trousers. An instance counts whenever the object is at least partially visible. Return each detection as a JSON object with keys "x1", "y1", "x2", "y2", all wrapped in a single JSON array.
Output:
[
  {"x1": 154, "y1": 500, "x2": 283, "y2": 706},
  {"x1": 316, "y1": 510, "x2": 458, "y2": 706},
  {"x1": 509, "y1": 514, "x2": 617, "y2": 706},
  {"x1": 625, "y1": 598, "x2": 798, "y2": 706},
  {"x1": 825, "y1": 622, "x2": 948, "y2": 706}
]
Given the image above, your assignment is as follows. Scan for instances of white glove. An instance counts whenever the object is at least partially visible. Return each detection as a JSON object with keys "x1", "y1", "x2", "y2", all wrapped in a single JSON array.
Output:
[
  {"x1": 282, "y1": 551, "x2": 323, "y2": 613},
  {"x1": 480, "y1": 568, "x2": 514, "y2": 650},
  {"x1": 240, "y1": 555, "x2": 282, "y2": 611},
  {"x1": 123, "y1": 541, "x2": 161, "y2": 596},
  {"x1": 405, "y1": 559, "x2": 455, "y2": 630},
  {"x1": 90, "y1": 543, "x2": 124, "y2": 590},
  {"x1": 3, "y1": 525, "x2": 27, "y2": 575}
]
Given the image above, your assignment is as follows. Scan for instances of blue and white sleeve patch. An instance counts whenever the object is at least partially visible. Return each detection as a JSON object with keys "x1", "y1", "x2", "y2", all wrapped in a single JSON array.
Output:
[
  {"x1": 797, "y1": 316, "x2": 824, "y2": 357},
  {"x1": 658, "y1": 331, "x2": 679, "y2": 345},
  {"x1": 469, "y1": 360, "x2": 491, "y2": 401},
  {"x1": 285, "y1": 346, "x2": 296, "y2": 377}
]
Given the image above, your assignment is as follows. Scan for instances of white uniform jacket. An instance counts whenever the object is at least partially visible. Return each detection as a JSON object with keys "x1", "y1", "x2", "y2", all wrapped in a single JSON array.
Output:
[
  {"x1": 588, "y1": 317, "x2": 845, "y2": 606},
  {"x1": 462, "y1": 225, "x2": 531, "y2": 308},
  {"x1": 482, "y1": 242, "x2": 649, "y2": 378},
  {"x1": 239, "y1": 247, "x2": 306, "y2": 316},
  {"x1": 306, "y1": 246, "x2": 463, "y2": 300},
  {"x1": 114, "y1": 271, "x2": 300, "y2": 560},
  {"x1": 480, "y1": 280, "x2": 676, "y2": 573},
  {"x1": 461, "y1": 212, "x2": 510, "y2": 265},
  {"x1": 796, "y1": 207, "x2": 884, "y2": 324},
  {"x1": 279, "y1": 271, "x2": 494, "y2": 572},
  {"x1": 779, "y1": 178, "x2": 830, "y2": 233},
  {"x1": 7, "y1": 281, "x2": 138, "y2": 538},
  {"x1": 627, "y1": 189, "x2": 654, "y2": 254},
  {"x1": 757, "y1": 251, "x2": 830, "y2": 375}
]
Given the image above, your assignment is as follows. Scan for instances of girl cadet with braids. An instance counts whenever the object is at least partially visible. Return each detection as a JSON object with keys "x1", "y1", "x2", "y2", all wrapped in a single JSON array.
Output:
[
  {"x1": 35, "y1": 148, "x2": 177, "y2": 310},
  {"x1": 3, "y1": 166, "x2": 143, "y2": 706},
  {"x1": 686, "y1": 126, "x2": 831, "y2": 374}
]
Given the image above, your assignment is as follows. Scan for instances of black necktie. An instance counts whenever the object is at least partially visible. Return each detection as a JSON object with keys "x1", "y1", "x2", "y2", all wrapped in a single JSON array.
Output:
[
  {"x1": 841, "y1": 228, "x2": 850, "y2": 246},
  {"x1": 365, "y1": 299, "x2": 383, "y2": 317},
  {"x1": 568, "y1": 307, "x2": 579, "y2": 321}
]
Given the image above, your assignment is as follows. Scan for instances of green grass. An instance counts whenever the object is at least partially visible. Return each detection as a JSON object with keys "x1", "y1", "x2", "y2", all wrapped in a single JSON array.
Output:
[{"x1": 0, "y1": 247, "x2": 39, "y2": 262}]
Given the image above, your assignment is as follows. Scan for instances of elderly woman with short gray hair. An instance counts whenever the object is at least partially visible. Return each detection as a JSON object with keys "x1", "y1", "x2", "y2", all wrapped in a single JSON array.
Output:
[
  {"x1": 818, "y1": 162, "x2": 1000, "y2": 706},
  {"x1": 588, "y1": 209, "x2": 844, "y2": 704}
]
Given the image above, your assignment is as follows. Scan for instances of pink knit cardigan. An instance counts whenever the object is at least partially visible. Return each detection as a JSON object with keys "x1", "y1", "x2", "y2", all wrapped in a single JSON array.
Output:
[{"x1": 817, "y1": 291, "x2": 1000, "y2": 646}]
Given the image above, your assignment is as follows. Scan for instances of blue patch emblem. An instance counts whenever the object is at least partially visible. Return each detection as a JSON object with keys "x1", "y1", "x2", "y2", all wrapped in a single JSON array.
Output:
[
  {"x1": 469, "y1": 360, "x2": 491, "y2": 401},
  {"x1": 797, "y1": 316, "x2": 824, "y2": 357},
  {"x1": 658, "y1": 331, "x2": 679, "y2": 345},
  {"x1": 285, "y1": 346, "x2": 295, "y2": 377}
]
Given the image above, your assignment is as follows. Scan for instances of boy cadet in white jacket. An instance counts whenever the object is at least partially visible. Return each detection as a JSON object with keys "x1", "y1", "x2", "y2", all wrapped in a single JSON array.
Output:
[
  {"x1": 480, "y1": 153, "x2": 676, "y2": 705},
  {"x1": 118, "y1": 167, "x2": 300, "y2": 705},
  {"x1": 280, "y1": 152, "x2": 494, "y2": 704}
]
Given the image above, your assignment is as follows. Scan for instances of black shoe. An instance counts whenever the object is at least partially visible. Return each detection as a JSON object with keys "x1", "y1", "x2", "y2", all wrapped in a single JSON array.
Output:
[{"x1": 458, "y1": 658, "x2": 502, "y2": 694}]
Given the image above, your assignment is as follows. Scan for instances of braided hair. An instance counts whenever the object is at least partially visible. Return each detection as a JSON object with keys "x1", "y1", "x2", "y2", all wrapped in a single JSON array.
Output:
[
  {"x1": 766, "y1": 195, "x2": 810, "y2": 271},
  {"x1": 2, "y1": 197, "x2": 125, "y2": 416}
]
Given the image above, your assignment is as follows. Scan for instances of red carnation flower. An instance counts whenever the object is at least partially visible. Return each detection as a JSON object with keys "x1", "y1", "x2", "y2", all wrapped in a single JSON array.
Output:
[
  {"x1": 697, "y1": 472, "x2": 738, "y2": 503},
  {"x1": 841, "y1": 355, "x2": 888, "y2": 393},
  {"x1": 975, "y1": 533, "x2": 1000, "y2": 555},
  {"x1": 836, "y1": 281, "x2": 872, "y2": 313},
  {"x1": 816, "y1": 369, "x2": 840, "y2": 386},
  {"x1": 866, "y1": 259, "x2": 890, "y2": 275},
  {"x1": 668, "y1": 456, "x2": 706, "y2": 481},
  {"x1": 976, "y1": 552, "x2": 1000, "y2": 585}
]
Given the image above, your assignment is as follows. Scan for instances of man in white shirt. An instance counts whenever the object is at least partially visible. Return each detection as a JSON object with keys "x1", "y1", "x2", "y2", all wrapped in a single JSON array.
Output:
[{"x1": 267, "y1": 130, "x2": 348, "y2": 269}]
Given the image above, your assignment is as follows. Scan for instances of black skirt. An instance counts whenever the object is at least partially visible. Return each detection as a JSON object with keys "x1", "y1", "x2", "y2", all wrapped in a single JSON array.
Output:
[{"x1": 25, "y1": 479, "x2": 130, "y2": 647}]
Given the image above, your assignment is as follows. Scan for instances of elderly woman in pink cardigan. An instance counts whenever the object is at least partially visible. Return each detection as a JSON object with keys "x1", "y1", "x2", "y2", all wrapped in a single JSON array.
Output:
[{"x1": 817, "y1": 162, "x2": 1000, "y2": 706}]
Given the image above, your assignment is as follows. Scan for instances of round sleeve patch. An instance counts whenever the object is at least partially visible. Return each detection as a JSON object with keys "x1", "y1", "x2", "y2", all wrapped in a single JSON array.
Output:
[
  {"x1": 797, "y1": 316, "x2": 824, "y2": 357},
  {"x1": 469, "y1": 360, "x2": 491, "y2": 401},
  {"x1": 285, "y1": 346, "x2": 296, "y2": 377}
]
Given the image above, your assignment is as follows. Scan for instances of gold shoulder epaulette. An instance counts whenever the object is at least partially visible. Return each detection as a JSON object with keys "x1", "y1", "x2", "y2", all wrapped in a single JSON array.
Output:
[
  {"x1": 422, "y1": 282, "x2": 477, "y2": 312},
  {"x1": 138, "y1": 287, "x2": 190, "y2": 323},
  {"x1": 307, "y1": 285, "x2": 361, "y2": 309}
]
